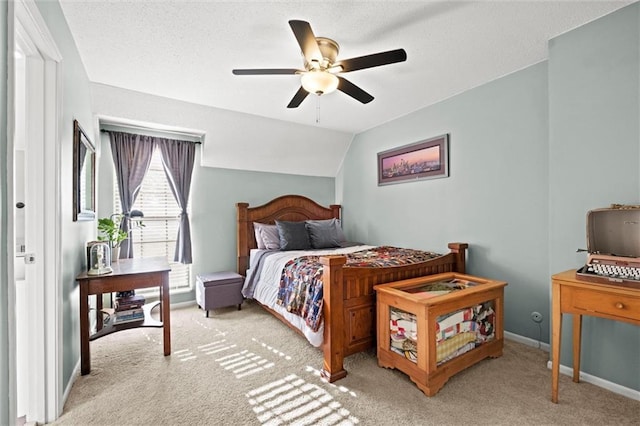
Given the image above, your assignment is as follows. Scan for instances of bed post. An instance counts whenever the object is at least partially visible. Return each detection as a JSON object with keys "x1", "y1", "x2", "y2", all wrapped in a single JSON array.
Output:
[
  {"x1": 237, "y1": 202, "x2": 249, "y2": 275},
  {"x1": 329, "y1": 204, "x2": 341, "y2": 220},
  {"x1": 447, "y1": 242, "x2": 468, "y2": 274},
  {"x1": 320, "y1": 255, "x2": 348, "y2": 382}
]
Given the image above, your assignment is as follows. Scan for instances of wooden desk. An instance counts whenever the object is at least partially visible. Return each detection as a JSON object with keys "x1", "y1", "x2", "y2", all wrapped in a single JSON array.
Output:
[
  {"x1": 77, "y1": 257, "x2": 171, "y2": 375},
  {"x1": 551, "y1": 270, "x2": 640, "y2": 403}
]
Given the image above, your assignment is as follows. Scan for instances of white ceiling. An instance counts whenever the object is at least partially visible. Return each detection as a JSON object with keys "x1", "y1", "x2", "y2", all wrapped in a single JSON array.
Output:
[{"x1": 59, "y1": 0, "x2": 634, "y2": 135}]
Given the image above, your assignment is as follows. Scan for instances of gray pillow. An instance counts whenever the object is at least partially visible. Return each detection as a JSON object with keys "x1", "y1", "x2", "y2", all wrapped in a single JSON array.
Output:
[
  {"x1": 305, "y1": 218, "x2": 346, "y2": 242},
  {"x1": 305, "y1": 221, "x2": 341, "y2": 249},
  {"x1": 275, "y1": 220, "x2": 311, "y2": 250}
]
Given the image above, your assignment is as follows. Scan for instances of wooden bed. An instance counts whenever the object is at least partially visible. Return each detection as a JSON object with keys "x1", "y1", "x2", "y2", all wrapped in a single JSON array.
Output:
[{"x1": 237, "y1": 194, "x2": 468, "y2": 382}]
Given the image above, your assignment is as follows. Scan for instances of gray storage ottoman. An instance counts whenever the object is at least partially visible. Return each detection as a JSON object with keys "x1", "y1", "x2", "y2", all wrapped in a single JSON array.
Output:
[{"x1": 196, "y1": 271, "x2": 244, "y2": 317}]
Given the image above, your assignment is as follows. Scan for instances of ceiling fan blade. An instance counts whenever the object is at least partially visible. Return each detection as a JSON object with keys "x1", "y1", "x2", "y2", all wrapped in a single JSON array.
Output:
[
  {"x1": 337, "y1": 77, "x2": 374, "y2": 104},
  {"x1": 336, "y1": 49, "x2": 407, "y2": 73},
  {"x1": 289, "y1": 20, "x2": 322, "y2": 65},
  {"x1": 287, "y1": 86, "x2": 309, "y2": 108},
  {"x1": 232, "y1": 68, "x2": 299, "y2": 75}
]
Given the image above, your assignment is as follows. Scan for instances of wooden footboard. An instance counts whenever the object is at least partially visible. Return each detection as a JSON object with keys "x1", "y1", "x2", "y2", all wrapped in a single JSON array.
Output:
[
  {"x1": 236, "y1": 195, "x2": 468, "y2": 383},
  {"x1": 319, "y1": 242, "x2": 468, "y2": 382}
]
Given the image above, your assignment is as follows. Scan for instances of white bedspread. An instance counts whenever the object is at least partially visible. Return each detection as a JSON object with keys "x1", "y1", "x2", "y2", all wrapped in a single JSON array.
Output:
[{"x1": 244, "y1": 245, "x2": 374, "y2": 347}]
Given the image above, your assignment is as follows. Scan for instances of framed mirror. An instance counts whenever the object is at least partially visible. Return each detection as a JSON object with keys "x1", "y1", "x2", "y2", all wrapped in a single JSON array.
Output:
[{"x1": 73, "y1": 119, "x2": 96, "y2": 221}]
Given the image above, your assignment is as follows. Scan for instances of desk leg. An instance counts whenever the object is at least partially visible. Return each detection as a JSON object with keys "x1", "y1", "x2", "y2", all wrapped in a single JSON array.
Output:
[
  {"x1": 80, "y1": 281, "x2": 90, "y2": 375},
  {"x1": 96, "y1": 293, "x2": 103, "y2": 332},
  {"x1": 161, "y1": 271, "x2": 171, "y2": 356},
  {"x1": 572, "y1": 314, "x2": 582, "y2": 383},
  {"x1": 551, "y1": 281, "x2": 561, "y2": 403}
]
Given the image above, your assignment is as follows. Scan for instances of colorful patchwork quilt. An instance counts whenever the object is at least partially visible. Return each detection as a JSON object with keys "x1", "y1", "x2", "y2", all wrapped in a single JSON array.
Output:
[{"x1": 276, "y1": 246, "x2": 442, "y2": 332}]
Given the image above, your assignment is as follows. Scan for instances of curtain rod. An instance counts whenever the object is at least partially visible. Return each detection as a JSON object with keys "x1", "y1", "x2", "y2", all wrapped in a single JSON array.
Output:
[{"x1": 100, "y1": 126, "x2": 203, "y2": 144}]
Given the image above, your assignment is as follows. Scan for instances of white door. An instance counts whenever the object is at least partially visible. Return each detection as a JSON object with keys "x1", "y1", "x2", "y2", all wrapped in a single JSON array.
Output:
[
  {"x1": 13, "y1": 42, "x2": 29, "y2": 422},
  {"x1": 8, "y1": 0, "x2": 62, "y2": 423}
]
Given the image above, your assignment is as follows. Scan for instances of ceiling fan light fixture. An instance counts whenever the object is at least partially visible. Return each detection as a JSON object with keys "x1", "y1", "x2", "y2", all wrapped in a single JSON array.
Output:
[
  {"x1": 301, "y1": 70, "x2": 339, "y2": 95},
  {"x1": 232, "y1": 20, "x2": 407, "y2": 107}
]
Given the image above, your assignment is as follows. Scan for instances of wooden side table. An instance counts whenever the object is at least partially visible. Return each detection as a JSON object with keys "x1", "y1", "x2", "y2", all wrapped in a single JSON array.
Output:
[
  {"x1": 551, "y1": 270, "x2": 640, "y2": 403},
  {"x1": 77, "y1": 256, "x2": 171, "y2": 375}
]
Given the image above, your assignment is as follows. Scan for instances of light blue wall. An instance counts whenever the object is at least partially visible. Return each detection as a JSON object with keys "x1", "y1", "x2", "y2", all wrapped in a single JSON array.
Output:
[
  {"x1": 548, "y1": 3, "x2": 639, "y2": 391},
  {"x1": 338, "y1": 3, "x2": 640, "y2": 392},
  {"x1": 34, "y1": 0, "x2": 95, "y2": 394},
  {"x1": 97, "y1": 131, "x2": 335, "y2": 305},
  {"x1": 189, "y1": 161, "x2": 335, "y2": 289},
  {"x1": 340, "y1": 62, "x2": 550, "y2": 340},
  {"x1": 1, "y1": 1, "x2": 9, "y2": 424}
]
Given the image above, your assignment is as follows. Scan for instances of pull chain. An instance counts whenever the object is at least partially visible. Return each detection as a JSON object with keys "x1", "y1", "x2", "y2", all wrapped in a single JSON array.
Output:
[{"x1": 316, "y1": 95, "x2": 320, "y2": 124}]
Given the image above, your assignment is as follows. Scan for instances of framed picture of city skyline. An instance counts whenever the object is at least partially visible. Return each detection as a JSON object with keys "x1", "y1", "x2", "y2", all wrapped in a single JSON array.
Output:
[{"x1": 377, "y1": 134, "x2": 449, "y2": 186}]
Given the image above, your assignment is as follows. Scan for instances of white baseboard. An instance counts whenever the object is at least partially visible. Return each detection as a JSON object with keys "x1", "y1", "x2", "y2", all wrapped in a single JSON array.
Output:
[
  {"x1": 170, "y1": 300, "x2": 197, "y2": 309},
  {"x1": 61, "y1": 358, "x2": 81, "y2": 414},
  {"x1": 504, "y1": 330, "x2": 550, "y2": 352},
  {"x1": 545, "y1": 360, "x2": 640, "y2": 401},
  {"x1": 503, "y1": 331, "x2": 639, "y2": 401}
]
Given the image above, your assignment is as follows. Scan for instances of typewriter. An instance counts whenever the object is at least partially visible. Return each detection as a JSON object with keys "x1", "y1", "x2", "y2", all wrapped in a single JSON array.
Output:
[
  {"x1": 575, "y1": 206, "x2": 640, "y2": 289},
  {"x1": 577, "y1": 254, "x2": 640, "y2": 289}
]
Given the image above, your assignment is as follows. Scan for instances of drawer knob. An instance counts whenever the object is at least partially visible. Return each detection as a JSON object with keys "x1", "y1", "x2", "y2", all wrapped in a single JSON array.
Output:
[{"x1": 615, "y1": 302, "x2": 624, "y2": 309}]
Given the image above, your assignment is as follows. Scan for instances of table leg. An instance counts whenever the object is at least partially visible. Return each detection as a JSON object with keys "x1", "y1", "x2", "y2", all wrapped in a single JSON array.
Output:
[
  {"x1": 572, "y1": 314, "x2": 582, "y2": 383},
  {"x1": 80, "y1": 281, "x2": 90, "y2": 375},
  {"x1": 96, "y1": 293, "x2": 103, "y2": 332},
  {"x1": 551, "y1": 281, "x2": 562, "y2": 403},
  {"x1": 162, "y1": 271, "x2": 171, "y2": 356}
]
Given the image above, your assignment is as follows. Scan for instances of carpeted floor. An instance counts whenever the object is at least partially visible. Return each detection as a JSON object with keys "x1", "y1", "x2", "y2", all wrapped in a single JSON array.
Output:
[{"x1": 54, "y1": 301, "x2": 639, "y2": 425}]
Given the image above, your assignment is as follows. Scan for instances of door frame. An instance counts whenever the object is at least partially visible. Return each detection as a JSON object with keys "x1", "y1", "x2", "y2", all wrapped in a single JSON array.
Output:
[{"x1": 7, "y1": 0, "x2": 62, "y2": 423}]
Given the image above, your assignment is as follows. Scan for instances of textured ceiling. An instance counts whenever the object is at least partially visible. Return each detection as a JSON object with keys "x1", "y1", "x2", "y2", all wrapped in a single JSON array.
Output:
[{"x1": 59, "y1": 1, "x2": 633, "y2": 134}]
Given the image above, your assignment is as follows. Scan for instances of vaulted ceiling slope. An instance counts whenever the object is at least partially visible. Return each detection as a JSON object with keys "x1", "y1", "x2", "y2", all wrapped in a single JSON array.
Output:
[{"x1": 60, "y1": 1, "x2": 632, "y2": 134}]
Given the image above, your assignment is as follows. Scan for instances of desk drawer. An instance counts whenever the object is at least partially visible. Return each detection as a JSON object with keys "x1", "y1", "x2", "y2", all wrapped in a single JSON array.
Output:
[{"x1": 565, "y1": 287, "x2": 640, "y2": 322}]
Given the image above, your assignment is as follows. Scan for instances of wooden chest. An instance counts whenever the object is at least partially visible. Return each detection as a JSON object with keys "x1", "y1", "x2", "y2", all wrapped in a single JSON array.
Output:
[{"x1": 375, "y1": 272, "x2": 507, "y2": 396}]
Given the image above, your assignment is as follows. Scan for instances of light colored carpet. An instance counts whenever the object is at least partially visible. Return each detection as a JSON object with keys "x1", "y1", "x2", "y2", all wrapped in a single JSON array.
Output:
[{"x1": 54, "y1": 301, "x2": 639, "y2": 425}]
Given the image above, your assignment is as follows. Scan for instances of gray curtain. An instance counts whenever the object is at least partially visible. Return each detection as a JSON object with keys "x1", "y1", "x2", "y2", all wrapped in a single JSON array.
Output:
[
  {"x1": 157, "y1": 138, "x2": 196, "y2": 264},
  {"x1": 107, "y1": 131, "x2": 155, "y2": 258}
]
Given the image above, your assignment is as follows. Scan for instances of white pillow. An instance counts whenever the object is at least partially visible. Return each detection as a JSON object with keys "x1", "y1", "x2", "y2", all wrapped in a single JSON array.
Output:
[{"x1": 253, "y1": 222, "x2": 278, "y2": 249}]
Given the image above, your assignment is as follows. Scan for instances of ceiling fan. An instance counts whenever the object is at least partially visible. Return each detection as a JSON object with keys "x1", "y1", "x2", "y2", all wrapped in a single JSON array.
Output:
[{"x1": 232, "y1": 20, "x2": 407, "y2": 108}]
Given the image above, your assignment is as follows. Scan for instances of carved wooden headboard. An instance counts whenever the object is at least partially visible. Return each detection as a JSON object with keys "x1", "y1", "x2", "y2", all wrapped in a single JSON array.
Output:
[{"x1": 236, "y1": 195, "x2": 341, "y2": 275}]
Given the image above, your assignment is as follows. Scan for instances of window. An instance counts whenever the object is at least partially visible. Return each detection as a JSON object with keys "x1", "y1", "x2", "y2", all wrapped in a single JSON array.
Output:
[{"x1": 114, "y1": 147, "x2": 191, "y2": 293}]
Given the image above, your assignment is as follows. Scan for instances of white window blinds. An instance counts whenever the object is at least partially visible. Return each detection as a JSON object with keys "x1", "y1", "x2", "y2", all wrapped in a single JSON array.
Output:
[{"x1": 114, "y1": 147, "x2": 191, "y2": 292}]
